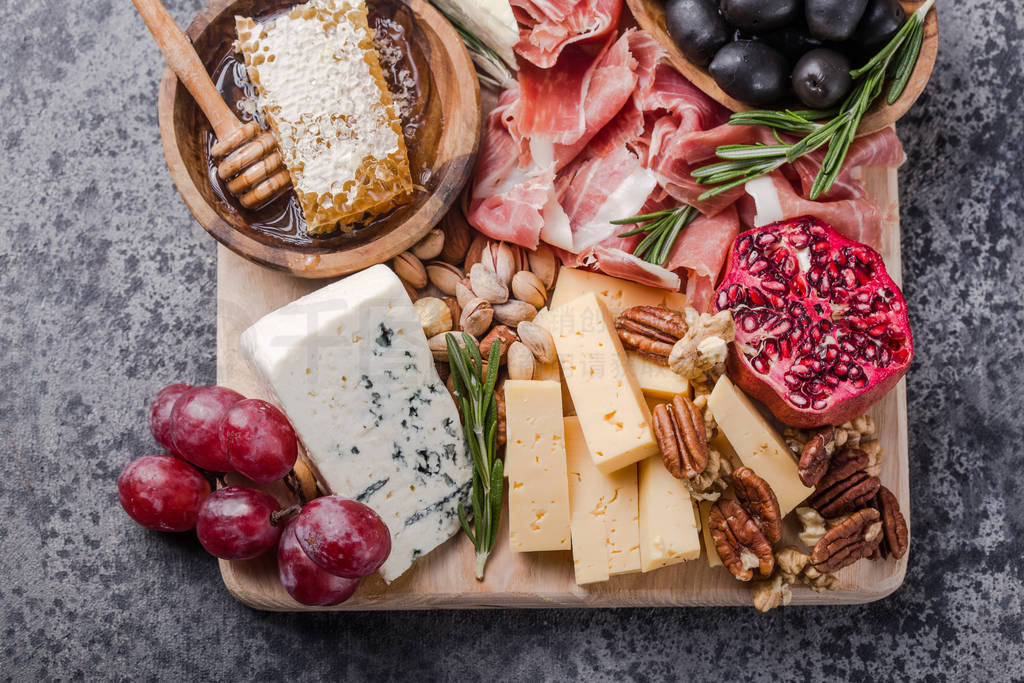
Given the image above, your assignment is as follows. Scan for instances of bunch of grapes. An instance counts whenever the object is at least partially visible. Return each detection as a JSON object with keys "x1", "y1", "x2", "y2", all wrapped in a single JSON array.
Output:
[{"x1": 117, "y1": 383, "x2": 391, "y2": 606}]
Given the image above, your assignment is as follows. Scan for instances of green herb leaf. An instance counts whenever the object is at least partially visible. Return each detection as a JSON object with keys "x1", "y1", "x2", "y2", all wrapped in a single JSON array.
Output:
[{"x1": 614, "y1": 205, "x2": 700, "y2": 265}]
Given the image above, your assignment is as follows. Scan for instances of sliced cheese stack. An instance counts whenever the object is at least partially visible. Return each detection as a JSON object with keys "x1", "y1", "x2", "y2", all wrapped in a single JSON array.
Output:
[
  {"x1": 504, "y1": 380, "x2": 571, "y2": 552},
  {"x1": 706, "y1": 375, "x2": 812, "y2": 516},
  {"x1": 549, "y1": 268, "x2": 689, "y2": 400},
  {"x1": 542, "y1": 292, "x2": 659, "y2": 474},
  {"x1": 564, "y1": 417, "x2": 641, "y2": 584},
  {"x1": 637, "y1": 455, "x2": 701, "y2": 572},
  {"x1": 240, "y1": 265, "x2": 470, "y2": 583}
]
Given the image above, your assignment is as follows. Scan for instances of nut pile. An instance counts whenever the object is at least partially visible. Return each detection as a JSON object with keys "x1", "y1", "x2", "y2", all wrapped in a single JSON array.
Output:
[{"x1": 391, "y1": 203, "x2": 559, "y2": 424}]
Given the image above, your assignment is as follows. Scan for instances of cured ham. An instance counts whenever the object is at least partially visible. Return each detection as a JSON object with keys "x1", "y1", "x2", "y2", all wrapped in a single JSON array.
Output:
[
  {"x1": 789, "y1": 127, "x2": 906, "y2": 201},
  {"x1": 512, "y1": 0, "x2": 622, "y2": 69},
  {"x1": 740, "y1": 173, "x2": 884, "y2": 249}
]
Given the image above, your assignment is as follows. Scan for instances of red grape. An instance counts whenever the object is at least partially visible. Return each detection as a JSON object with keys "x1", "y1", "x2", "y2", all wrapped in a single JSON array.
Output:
[
  {"x1": 117, "y1": 455, "x2": 210, "y2": 532},
  {"x1": 294, "y1": 497, "x2": 391, "y2": 578},
  {"x1": 277, "y1": 518, "x2": 360, "y2": 606},
  {"x1": 148, "y1": 383, "x2": 192, "y2": 456},
  {"x1": 196, "y1": 486, "x2": 282, "y2": 560},
  {"x1": 170, "y1": 385, "x2": 244, "y2": 471},
  {"x1": 219, "y1": 399, "x2": 298, "y2": 483}
]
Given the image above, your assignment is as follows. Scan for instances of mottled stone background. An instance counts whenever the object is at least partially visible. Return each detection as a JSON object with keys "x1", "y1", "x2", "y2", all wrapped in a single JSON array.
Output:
[{"x1": 1, "y1": 0, "x2": 1021, "y2": 680}]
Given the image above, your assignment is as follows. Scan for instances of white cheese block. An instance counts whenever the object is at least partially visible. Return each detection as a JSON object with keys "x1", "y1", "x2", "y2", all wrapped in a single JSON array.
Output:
[{"x1": 241, "y1": 264, "x2": 470, "y2": 583}]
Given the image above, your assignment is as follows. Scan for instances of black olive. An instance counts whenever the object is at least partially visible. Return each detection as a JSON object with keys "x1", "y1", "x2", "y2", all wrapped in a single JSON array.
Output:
[
  {"x1": 709, "y1": 41, "x2": 791, "y2": 106},
  {"x1": 792, "y1": 48, "x2": 852, "y2": 109},
  {"x1": 665, "y1": 0, "x2": 732, "y2": 67},
  {"x1": 760, "y1": 21, "x2": 825, "y2": 63},
  {"x1": 720, "y1": 0, "x2": 801, "y2": 35},
  {"x1": 849, "y1": 0, "x2": 906, "y2": 50},
  {"x1": 805, "y1": 0, "x2": 869, "y2": 42}
]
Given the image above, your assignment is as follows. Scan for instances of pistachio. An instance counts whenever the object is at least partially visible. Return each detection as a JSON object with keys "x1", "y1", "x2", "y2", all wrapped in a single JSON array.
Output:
[
  {"x1": 507, "y1": 341, "x2": 535, "y2": 380},
  {"x1": 440, "y1": 212, "x2": 471, "y2": 264},
  {"x1": 460, "y1": 297, "x2": 493, "y2": 337},
  {"x1": 415, "y1": 297, "x2": 453, "y2": 338},
  {"x1": 480, "y1": 325, "x2": 517, "y2": 364},
  {"x1": 411, "y1": 228, "x2": 445, "y2": 261},
  {"x1": 455, "y1": 279, "x2": 475, "y2": 310},
  {"x1": 469, "y1": 263, "x2": 509, "y2": 303},
  {"x1": 426, "y1": 261, "x2": 464, "y2": 296},
  {"x1": 517, "y1": 320, "x2": 556, "y2": 363},
  {"x1": 511, "y1": 270, "x2": 547, "y2": 308},
  {"x1": 482, "y1": 242, "x2": 516, "y2": 287},
  {"x1": 527, "y1": 244, "x2": 558, "y2": 290},
  {"x1": 443, "y1": 297, "x2": 461, "y2": 331},
  {"x1": 428, "y1": 331, "x2": 464, "y2": 361},
  {"x1": 492, "y1": 299, "x2": 537, "y2": 327},
  {"x1": 393, "y1": 252, "x2": 427, "y2": 290},
  {"x1": 464, "y1": 234, "x2": 490, "y2": 272}
]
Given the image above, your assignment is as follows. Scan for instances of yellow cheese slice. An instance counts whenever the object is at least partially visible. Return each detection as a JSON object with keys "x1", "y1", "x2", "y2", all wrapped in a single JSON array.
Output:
[
  {"x1": 706, "y1": 375, "x2": 813, "y2": 515},
  {"x1": 564, "y1": 417, "x2": 641, "y2": 582},
  {"x1": 550, "y1": 267, "x2": 687, "y2": 317},
  {"x1": 532, "y1": 307, "x2": 574, "y2": 415},
  {"x1": 542, "y1": 293, "x2": 659, "y2": 474},
  {"x1": 504, "y1": 380, "x2": 571, "y2": 552},
  {"x1": 638, "y1": 455, "x2": 701, "y2": 572},
  {"x1": 628, "y1": 353, "x2": 690, "y2": 399}
]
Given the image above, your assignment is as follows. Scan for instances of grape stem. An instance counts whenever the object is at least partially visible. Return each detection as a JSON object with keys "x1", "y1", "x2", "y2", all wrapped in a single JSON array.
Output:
[{"x1": 270, "y1": 503, "x2": 302, "y2": 526}]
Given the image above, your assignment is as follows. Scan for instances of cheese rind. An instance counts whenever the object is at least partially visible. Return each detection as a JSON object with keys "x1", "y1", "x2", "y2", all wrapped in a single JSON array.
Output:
[
  {"x1": 240, "y1": 265, "x2": 470, "y2": 583},
  {"x1": 550, "y1": 267, "x2": 687, "y2": 317},
  {"x1": 504, "y1": 380, "x2": 571, "y2": 552},
  {"x1": 706, "y1": 375, "x2": 813, "y2": 515},
  {"x1": 638, "y1": 456, "x2": 701, "y2": 572},
  {"x1": 544, "y1": 293, "x2": 658, "y2": 474},
  {"x1": 565, "y1": 417, "x2": 641, "y2": 580}
]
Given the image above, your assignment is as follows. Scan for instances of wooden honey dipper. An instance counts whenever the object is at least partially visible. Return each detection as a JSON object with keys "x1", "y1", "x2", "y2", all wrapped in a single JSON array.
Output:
[{"x1": 133, "y1": 0, "x2": 291, "y2": 208}]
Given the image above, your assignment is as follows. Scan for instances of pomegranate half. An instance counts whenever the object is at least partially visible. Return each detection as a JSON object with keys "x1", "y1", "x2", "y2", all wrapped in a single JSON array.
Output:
[{"x1": 715, "y1": 216, "x2": 912, "y2": 428}]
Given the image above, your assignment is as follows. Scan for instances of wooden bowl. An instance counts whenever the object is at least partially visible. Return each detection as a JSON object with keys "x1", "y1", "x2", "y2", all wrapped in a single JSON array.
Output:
[
  {"x1": 158, "y1": 0, "x2": 480, "y2": 278},
  {"x1": 625, "y1": 0, "x2": 938, "y2": 136}
]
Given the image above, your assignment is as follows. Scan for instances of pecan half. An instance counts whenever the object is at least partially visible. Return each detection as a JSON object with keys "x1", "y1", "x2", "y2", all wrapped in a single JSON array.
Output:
[
  {"x1": 873, "y1": 485, "x2": 909, "y2": 560},
  {"x1": 708, "y1": 499, "x2": 775, "y2": 581},
  {"x1": 798, "y1": 426, "x2": 836, "y2": 487},
  {"x1": 811, "y1": 507, "x2": 883, "y2": 573},
  {"x1": 615, "y1": 306, "x2": 687, "y2": 364},
  {"x1": 732, "y1": 467, "x2": 783, "y2": 543},
  {"x1": 808, "y1": 448, "x2": 880, "y2": 518},
  {"x1": 653, "y1": 394, "x2": 709, "y2": 480}
]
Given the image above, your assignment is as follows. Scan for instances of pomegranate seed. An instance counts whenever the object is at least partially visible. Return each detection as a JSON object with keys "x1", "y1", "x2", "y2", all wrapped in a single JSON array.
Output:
[
  {"x1": 747, "y1": 289, "x2": 767, "y2": 306},
  {"x1": 854, "y1": 291, "x2": 872, "y2": 304},
  {"x1": 756, "y1": 232, "x2": 778, "y2": 247},
  {"x1": 833, "y1": 363, "x2": 849, "y2": 378},
  {"x1": 768, "y1": 294, "x2": 785, "y2": 308},
  {"x1": 737, "y1": 236, "x2": 752, "y2": 255},
  {"x1": 716, "y1": 290, "x2": 729, "y2": 311},
  {"x1": 823, "y1": 347, "x2": 839, "y2": 362},
  {"x1": 810, "y1": 359, "x2": 824, "y2": 373},
  {"x1": 744, "y1": 249, "x2": 761, "y2": 268},
  {"x1": 842, "y1": 269, "x2": 858, "y2": 288},
  {"x1": 749, "y1": 259, "x2": 769, "y2": 275},
  {"x1": 790, "y1": 327, "x2": 804, "y2": 344},
  {"x1": 792, "y1": 363, "x2": 812, "y2": 379},
  {"x1": 790, "y1": 232, "x2": 810, "y2": 249},
  {"x1": 867, "y1": 323, "x2": 888, "y2": 337},
  {"x1": 852, "y1": 247, "x2": 872, "y2": 264},
  {"x1": 762, "y1": 279, "x2": 787, "y2": 294},
  {"x1": 752, "y1": 356, "x2": 770, "y2": 375},
  {"x1": 823, "y1": 374, "x2": 841, "y2": 388},
  {"x1": 806, "y1": 381, "x2": 825, "y2": 396},
  {"x1": 788, "y1": 302, "x2": 804, "y2": 318},
  {"x1": 784, "y1": 372, "x2": 801, "y2": 389},
  {"x1": 832, "y1": 289, "x2": 851, "y2": 304},
  {"x1": 741, "y1": 315, "x2": 758, "y2": 332},
  {"x1": 779, "y1": 338, "x2": 792, "y2": 357},
  {"x1": 807, "y1": 267, "x2": 821, "y2": 285},
  {"x1": 888, "y1": 328, "x2": 906, "y2": 341},
  {"x1": 789, "y1": 393, "x2": 810, "y2": 408},
  {"x1": 768, "y1": 319, "x2": 792, "y2": 337},
  {"x1": 764, "y1": 340, "x2": 779, "y2": 358},
  {"x1": 781, "y1": 256, "x2": 798, "y2": 278},
  {"x1": 827, "y1": 262, "x2": 840, "y2": 280},
  {"x1": 727, "y1": 284, "x2": 744, "y2": 305},
  {"x1": 810, "y1": 326, "x2": 823, "y2": 342},
  {"x1": 879, "y1": 347, "x2": 892, "y2": 367},
  {"x1": 863, "y1": 345, "x2": 877, "y2": 361},
  {"x1": 812, "y1": 398, "x2": 828, "y2": 411},
  {"x1": 849, "y1": 365, "x2": 864, "y2": 380},
  {"x1": 811, "y1": 240, "x2": 830, "y2": 254},
  {"x1": 853, "y1": 377, "x2": 869, "y2": 389}
]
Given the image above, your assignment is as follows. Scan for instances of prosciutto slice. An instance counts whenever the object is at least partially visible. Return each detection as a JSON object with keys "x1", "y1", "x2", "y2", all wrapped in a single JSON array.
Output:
[
  {"x1": 512, "y1": 0, "x2": 622, "y2": 69},
  {"x1": 790, "y1": 127, "x2": 906, "y2": 201},
  {"x1": 740, "y1": 173, "x2": 884, "y2": 249}
]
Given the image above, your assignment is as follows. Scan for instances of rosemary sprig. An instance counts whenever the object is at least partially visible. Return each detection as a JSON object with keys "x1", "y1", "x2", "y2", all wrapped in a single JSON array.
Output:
[
  {"x1": 693, "y1": 0, "x2": 934, "y2": 201},
  {"x1": 612, "y1": 205, "x2": 699, "y2": 266},
  {"x1": 428, "y1": 2, "x2": 516, "y2": 89},
  {"x1": 446, "y1": 332, "x2": 503, "y2": 580}
]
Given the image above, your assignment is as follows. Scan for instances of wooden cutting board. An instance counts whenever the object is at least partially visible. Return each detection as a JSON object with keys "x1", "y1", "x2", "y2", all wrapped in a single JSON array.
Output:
[{"x1": 214, "y1": 165, "x2": 909, "y2": 610}]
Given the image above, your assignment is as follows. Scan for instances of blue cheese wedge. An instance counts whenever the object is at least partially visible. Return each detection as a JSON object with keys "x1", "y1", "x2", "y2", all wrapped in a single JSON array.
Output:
[{"x1": 240, "y1": 264, "x2": 470, "y2": 583}]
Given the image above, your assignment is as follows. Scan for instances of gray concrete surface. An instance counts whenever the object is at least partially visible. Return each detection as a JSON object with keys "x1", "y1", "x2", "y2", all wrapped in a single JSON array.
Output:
[{"x1": 1, "y1": 0, "x2": 1022, "y2": 680}]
